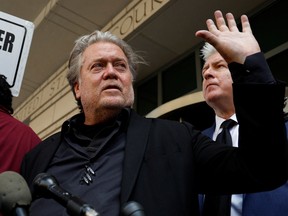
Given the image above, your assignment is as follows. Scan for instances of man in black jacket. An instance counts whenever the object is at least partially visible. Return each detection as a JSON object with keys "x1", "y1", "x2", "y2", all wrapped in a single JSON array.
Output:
[{"x1": 21, "y1": 10, "x2": 287, "y2": 216}]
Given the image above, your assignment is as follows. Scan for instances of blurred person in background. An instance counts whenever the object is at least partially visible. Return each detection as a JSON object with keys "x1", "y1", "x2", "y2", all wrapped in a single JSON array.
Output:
[{"x1": 0, "y1": 74, "x2": 41, "y2": 173}]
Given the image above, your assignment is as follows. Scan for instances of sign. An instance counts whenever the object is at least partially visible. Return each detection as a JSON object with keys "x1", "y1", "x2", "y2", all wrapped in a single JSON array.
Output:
[{"x1": 0, "y1": 11, "x2": 34, "y2": 96}]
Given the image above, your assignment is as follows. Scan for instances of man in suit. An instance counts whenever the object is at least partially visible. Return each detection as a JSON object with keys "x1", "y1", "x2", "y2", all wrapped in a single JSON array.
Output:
[
  {"x1": 20, "y1": 11, "x2": 287, "y2": 216},
  {"x1": 200, "y1": 41, "x2": 288, "y2": 216}
]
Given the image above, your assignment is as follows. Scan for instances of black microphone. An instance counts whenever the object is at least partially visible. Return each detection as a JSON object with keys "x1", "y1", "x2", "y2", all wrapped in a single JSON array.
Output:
[
  {"x1": 122, "y1": 201, "x2": 145, "y2": 216},
  {"x1": 33, "y1": 173, "x2": 99, "y2": 216},
  {"x1": 0, "y1": 171, "x2": 31, "y2": 216}
]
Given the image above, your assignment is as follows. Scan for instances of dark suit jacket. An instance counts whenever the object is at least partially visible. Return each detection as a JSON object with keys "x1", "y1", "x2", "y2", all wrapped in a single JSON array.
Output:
[
  {"x1": 202, "y1": 120, "x2": 288, "y2": 216},
  {"x1": 21, "y1": 79, "x2": 287, "y2": 216}
]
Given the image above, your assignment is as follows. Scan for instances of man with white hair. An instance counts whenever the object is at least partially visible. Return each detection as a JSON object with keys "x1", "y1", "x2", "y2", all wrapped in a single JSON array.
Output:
[{"x1": 200, "y1": 42, "x2": 288, "y2": 216}]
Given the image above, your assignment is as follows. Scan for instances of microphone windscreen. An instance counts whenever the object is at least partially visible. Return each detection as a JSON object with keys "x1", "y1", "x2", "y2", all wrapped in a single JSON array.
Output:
[
  {"x1": 0, "y1": 171, "x2": 31, "y2": 214},
  {"x1": 122, "y1": 201, "x2": 145, "y2": 216}
]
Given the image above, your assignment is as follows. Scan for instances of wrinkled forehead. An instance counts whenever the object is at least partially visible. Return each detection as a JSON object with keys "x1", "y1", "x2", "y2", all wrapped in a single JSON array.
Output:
[
  {"x1": 80, "y1": 42, "x2": 128, "y2": 66},
  {"x1": 85, "y1": 42, "x2": 125, "y2": 56}
]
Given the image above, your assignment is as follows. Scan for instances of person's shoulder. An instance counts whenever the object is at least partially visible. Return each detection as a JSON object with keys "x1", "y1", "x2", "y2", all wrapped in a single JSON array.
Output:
[
  {"x1": 4, "y1": 113, "x2": 29, "y2": 126},
  {"x1": 10, "y1": 116, "x2": 39, "y2": 133},
  {"x1": 40, "y1": 132, "x2": 61, "y2": 144},
  {"x1": 1, "y1": 113, "x2": 31, "y2": 129},
  {"x1": 151, "y1": 117, "x2": 196, "y2": 132},
  {"x1": 130, "y1": 109, "x2": 195, "y2": 130},
  {"x1": 27, "y1": 132, "x2": 61, "y2": 154}
]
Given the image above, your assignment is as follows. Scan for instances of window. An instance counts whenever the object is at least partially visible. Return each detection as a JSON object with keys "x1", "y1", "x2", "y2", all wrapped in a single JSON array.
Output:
[
  {"x1": 136, "y1": 76, "x2": 158, "y2": 116},
  {"x1": 162, "y1": 53, "x2": 197, "y2": 103}
]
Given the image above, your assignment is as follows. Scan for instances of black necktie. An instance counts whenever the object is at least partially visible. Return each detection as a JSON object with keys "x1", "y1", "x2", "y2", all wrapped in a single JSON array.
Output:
[
  {"x1": 203, "y1": 119, "x2": 236, "y2": 216},
  {"x1": 216, "y1": 119, "x2": 236, "y2": 146}
]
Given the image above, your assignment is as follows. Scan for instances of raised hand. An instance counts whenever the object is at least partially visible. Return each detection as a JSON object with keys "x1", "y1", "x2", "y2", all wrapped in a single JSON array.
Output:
[{"x1": 195, "y1": 10, "x2": 261, "y2": 64}]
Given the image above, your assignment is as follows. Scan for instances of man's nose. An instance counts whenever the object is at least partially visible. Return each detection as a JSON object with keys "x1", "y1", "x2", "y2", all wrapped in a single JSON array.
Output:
[
  {"x1": 103, "y1": 63, "x2": 117, "y2": 78},
  {"x1": 203, "y1": 68, "x2": 214, "y2": 80}
]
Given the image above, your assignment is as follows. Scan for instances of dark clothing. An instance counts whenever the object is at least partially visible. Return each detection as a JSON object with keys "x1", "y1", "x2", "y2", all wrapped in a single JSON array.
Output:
[
  {"x1": 200, "y1": 120, "x2": 288, "y2": 216},
  {"x1": 29, "y1": 110, "x2": 128, "y2": 216},
  {"x1": 21, "y1": 53, "x2": 287, "y2": 216},
  {"x1": 0, "y1": 108, "x2": 41, "y2": 173},
  {"x1": 242, "y1": 119, "x2": 288, "y2": 216}
]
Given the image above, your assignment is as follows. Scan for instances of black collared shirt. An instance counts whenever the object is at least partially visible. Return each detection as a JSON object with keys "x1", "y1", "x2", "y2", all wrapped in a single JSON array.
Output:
[{"x1": 30, "y1": 109, "x2": 130, "y2": 216}]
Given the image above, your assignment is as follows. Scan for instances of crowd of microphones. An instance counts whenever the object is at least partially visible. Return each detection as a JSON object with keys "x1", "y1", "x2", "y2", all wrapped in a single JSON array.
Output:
[{"x1": 0, "y1": 171, "x2": 145, "y2": 216}]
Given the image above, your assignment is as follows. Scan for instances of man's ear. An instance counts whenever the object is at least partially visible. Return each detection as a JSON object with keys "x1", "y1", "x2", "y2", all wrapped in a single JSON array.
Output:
[{"x1": 74, "y1": 82, "x2": 80, "y2": 99}]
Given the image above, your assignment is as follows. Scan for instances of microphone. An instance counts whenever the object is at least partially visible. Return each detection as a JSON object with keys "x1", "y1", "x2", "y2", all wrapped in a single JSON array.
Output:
[
  {"x1": 0, "y1": 171, "x2": 31, "y2": 216},
  {"x1": 122, "y1": 201, "x2": 145, "y2": 216},
  {"x1": 33, "y1": 173, "x2": 99, "y2": 216}
]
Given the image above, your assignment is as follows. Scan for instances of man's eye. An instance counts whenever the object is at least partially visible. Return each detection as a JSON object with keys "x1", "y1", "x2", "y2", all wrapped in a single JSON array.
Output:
[
  {"x1": 114, "y1": 62, "x2": 127, "y2": 71},
  {"x1": 93, "y1": 63, "x2": 102, "y2": 68},
  {"x1": 91, "y1": 63, "x2": 103, "y2": 71},
  {"x1": 218, "y1": 64, "x2": 227, "y2": 69}
]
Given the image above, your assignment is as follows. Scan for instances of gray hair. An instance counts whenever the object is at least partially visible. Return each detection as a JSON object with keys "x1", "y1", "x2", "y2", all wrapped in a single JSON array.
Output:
[
  {"x1": 67, "y1": 30, "x2": 146, "y2": 111},
  {"x1": 67, "y1": 30, "x2": 146, "y2": 90},
  {"x1": 200, "y1": 42, "x2": 217, "y2": 61}
]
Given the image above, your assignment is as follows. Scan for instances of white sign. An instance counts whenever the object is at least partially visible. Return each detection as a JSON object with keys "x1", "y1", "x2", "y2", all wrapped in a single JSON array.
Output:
[{"x1": 0, "y1": 11, "x2": 34, "y2": 96}]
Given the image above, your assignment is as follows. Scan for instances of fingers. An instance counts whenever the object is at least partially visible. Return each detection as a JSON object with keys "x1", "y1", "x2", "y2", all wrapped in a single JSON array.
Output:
[
  {"x1": 226, "y1": 13, "x2": 239, "y2": 32},
  {"x1": 195, "y1": 10, "x2": 251, "y2": 42},
  {"x1": 212, "y1": 10, "x2": 240, "y2": 32},
  {"x1": 241, "y1": 15, "x2": 252, "y2": 33},
  {"x1": 214, "y1": 10, "x2": 229, "y2": 32},
  {"x1": 206, "y1": 19, "x2": 218, "y2": 35},
  {"x1": 196, "y1": 10, "x2": 239, "y2": 45},
  {"x1": 204, "y1": 11, "x2": 228, "y2": 34},
  {"x1": 195, "y1": 10, "x2": 258, "y2": 64},
  {"x1": 195, "y1": 29, "x2": 217, "y2": 45}
]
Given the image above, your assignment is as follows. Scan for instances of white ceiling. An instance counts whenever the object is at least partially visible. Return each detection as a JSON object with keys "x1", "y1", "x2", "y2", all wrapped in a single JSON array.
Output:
[{"x1": 0, "y1": 0, "x2": 272, "y2": 109}]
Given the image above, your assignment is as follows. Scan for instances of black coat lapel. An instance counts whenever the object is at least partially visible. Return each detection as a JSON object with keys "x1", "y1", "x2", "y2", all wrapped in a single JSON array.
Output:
[
  {"x1": 23, "y1": 133, "x2": 62, "y2": 187},
  {"x1": 121, "y1": 110, "x2": 151, "y2": 203}
]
